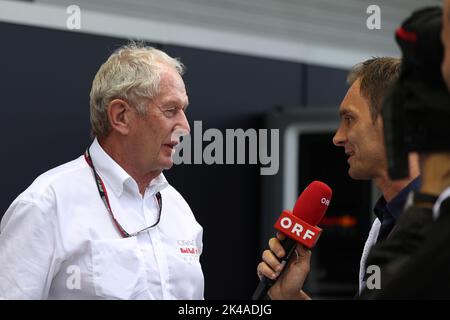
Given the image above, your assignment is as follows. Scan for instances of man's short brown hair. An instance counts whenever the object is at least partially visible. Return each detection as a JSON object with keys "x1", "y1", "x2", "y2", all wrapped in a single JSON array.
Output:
[{"x1": 347, "y1": 57, "x2": 401, "y2": 121}]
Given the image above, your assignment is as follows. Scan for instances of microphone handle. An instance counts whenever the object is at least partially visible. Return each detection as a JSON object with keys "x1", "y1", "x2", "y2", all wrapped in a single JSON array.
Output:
[{"x1": 252, "y1": 237, "x2": 297, "y2": 300}]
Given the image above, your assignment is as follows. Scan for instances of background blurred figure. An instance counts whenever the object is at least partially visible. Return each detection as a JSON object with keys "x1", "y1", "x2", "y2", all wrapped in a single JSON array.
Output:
[
  {"x1": 0, "y1": 43, "x2": 204, "y2": 299},
  {"x1": 360, "y1": 5, "x2": 450, "y2": 299}
]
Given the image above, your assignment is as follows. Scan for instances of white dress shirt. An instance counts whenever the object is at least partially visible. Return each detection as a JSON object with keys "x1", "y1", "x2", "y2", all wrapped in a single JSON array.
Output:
[
  {"x1": 358, "y1": 218, "x2": 381, "y2": 294},
  {"x1": 433, "y1": 186, "x2": 450, "y2": 220},
  {"x1": 0, "y1": 139, "x2": 204, "y2": 299}
]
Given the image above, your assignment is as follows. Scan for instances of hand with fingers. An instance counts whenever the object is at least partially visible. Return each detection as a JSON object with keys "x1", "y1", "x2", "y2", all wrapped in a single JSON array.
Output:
[{"x1": 257, "y1": 232, "x2": 312, "y2": 300}]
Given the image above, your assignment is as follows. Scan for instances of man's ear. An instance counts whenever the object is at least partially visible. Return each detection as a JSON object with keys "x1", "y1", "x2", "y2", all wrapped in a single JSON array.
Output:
[{"x1": 107, "y1": 99, "x2": 132, "y2": 135}]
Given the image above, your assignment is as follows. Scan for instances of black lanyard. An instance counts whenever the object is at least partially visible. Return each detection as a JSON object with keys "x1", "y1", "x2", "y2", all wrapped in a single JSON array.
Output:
[{"x1": 84, "y1": 147, "x2": 162, "y2": 238}]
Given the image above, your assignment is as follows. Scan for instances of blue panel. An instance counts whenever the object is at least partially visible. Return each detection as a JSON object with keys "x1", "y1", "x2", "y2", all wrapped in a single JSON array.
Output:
[{"x1": 305, "y1": 64, "x2": 349, "y2": 107}]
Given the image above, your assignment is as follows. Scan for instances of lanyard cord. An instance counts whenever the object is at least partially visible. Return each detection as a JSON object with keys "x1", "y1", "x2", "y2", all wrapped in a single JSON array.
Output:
[{"x1": 84, "y1": 148, "x2": 162, "y2": 238}]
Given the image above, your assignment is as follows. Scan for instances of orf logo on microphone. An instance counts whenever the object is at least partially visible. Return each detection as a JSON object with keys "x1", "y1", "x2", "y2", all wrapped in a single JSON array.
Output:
[
  {"x1": 321, "y1": 197, "x2": 330, "y2": 206},
  {"x1": 274, "y1": 210, "x2": 322, "y2": 249}
]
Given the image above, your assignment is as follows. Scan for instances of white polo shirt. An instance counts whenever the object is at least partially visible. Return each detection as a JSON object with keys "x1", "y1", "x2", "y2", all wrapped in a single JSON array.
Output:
[{"x1": 0, "y1": 139, "x2": 204, "y2": 299}]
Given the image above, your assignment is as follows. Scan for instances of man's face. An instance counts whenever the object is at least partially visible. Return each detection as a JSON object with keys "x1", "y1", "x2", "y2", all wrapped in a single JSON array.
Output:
[
  {"x1": 442, "y1": 0, "x2": 450, "y2": 90},
  {"x1": 129, "y1": 64, "x2": 190, "y2": 173},
  {"x1": 333, "y1": 79, "x2": 387, "y2": 180}
]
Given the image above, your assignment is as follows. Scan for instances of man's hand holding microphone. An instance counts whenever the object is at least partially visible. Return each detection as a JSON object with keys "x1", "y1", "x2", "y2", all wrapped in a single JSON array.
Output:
[
  {"x1": 253, "y1": 181, "x2": 332, "y2": 300},
  {"x1": 257, "y1": 232, "x2": 312, "y2": 300}
]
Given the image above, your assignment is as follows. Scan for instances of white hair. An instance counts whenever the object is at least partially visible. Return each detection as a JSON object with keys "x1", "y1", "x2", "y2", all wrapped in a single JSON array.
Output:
[{"x1": 89, "y1": 42, "x2": 185, "y2": 137}]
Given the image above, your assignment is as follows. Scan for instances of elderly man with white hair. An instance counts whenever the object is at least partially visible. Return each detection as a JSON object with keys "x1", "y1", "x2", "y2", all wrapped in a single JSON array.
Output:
[{"x1": 0, "y1": 43, "x2": 204, "y2": 300}]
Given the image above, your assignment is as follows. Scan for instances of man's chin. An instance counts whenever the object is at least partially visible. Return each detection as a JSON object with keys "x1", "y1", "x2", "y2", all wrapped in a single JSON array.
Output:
[
  {"x1": 159, "y1": 158, "x2": 174, "y2": 170},
  {"x1": 348, "y1": 167, "x2": 369, "y2": 180}
]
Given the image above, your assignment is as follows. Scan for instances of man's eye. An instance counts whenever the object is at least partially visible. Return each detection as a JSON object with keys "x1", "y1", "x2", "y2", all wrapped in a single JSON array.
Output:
[{"x1": 164, "y1": 109, "x2": 178, "y2": 117}]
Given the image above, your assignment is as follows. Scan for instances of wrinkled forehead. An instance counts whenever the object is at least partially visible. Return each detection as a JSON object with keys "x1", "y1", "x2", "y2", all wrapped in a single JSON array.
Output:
[
  {"x1": 340, "y1": 80, "x2": 364, "y2": 108},
  {"x1": 157, "y1": 66, "x2": 189, "y2": 105},
  {"x1": 339, "y1": 80, "x2": 373, "y2": 116}
]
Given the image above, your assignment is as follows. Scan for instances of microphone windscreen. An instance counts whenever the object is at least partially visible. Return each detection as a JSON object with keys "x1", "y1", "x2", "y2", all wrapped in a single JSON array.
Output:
[{"x1": 292, "y1": 181, "x2": 332, "y2": 226}]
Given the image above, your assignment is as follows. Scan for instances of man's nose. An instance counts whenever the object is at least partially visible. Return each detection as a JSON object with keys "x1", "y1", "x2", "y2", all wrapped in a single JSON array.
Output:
[
  {"x1": 179, "y1": 110, "x2": 190, "y2": 134},
  {"x1": 173, "y1": 110, "x2": 190, "y2": 140},
  {"x1": 332, "y1": 126, "x2": 346, "y2": 147}
]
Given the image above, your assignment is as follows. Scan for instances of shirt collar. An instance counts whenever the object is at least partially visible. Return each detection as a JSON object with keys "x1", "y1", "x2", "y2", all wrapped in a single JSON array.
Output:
[
  {"x1": 147, "y1": 172, "x2": 169, "y2": 196},
  {"x1": 374, "y1": 176, "x2": 421, "y2": 222},
  {"x1": 88, "y1": 138, "x2": 168, "y2": 197}
]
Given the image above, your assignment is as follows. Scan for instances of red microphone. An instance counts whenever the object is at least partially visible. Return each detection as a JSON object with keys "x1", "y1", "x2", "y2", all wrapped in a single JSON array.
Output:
[
  {"x1": 274, "y1": 181, "x2": 331, "y2": 248},
  {"x1": 252, "y1": 181, "x2": 332, "y2": 300}
]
